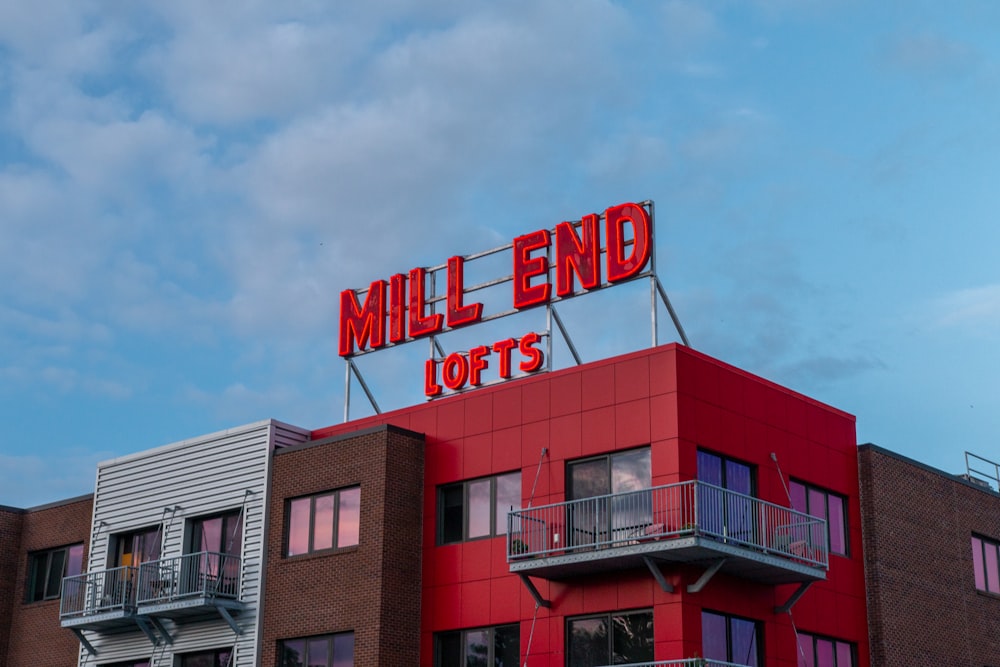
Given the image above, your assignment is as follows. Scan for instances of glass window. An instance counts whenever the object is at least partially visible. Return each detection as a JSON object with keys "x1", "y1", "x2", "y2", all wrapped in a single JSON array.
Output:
[
  {"x1": 702, "y1": 610, "x2": 760, "y2": 666},
  {"x1": 103, "y1": 661, "x2": 151, "y2": 667},
  {"x1": 697, "y1": 450, "x2": 756, "y2": 542},
  {"x1": 286, "y1": 487, "x2": 361, "y2": 557},
  {"x1": 972, "y1": 534, "x2": 1000, "y2": 594},
  {"x1": 178, "y1": 648, "x2": 232, "y2": 667},
  {"x1": 567, "y1": 610, "x2": 653, "y2": 666},
  {"x1": 437, "y1": 472, "x2": 521, "y2": 545},
  {"x1": 27, "y1": 543, "x2": 85, "y2": 602},
  {"x1": 109, "y1": 526, "x2": 162, "y2": 569},
  {"x1": 790, "y1": 480, "x2": 849, "y2": 556},
  {"x1": 796, "y1": 632, "x2": 856, "y2": 667},
  {"x1": 435, "y1": 624, "x2": 518, "y2": 667},
  {"x1": 279, "y1": 632, "x2": 355, "y2": 667},
  {"x1": 190, "y1": 509, "x2": 243, "y2": 556},
  {"x1": 567, "y1": 449, "x2": 652, "y2": 547}
]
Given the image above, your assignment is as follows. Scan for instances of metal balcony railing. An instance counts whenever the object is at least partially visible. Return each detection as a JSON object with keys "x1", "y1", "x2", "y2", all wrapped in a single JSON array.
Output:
[
  {"x1": 136, "y1": 551, "x2": 241, "y2": 605},
  {"x1": 598, "y1": 661, "x2": 747, "y2": 667},
  {"x1": 60, "y1": 565, "x2": 137, "y2": 621},
  {"x1": 507, "y1": 480, "x2": 828, "y2": 569}
]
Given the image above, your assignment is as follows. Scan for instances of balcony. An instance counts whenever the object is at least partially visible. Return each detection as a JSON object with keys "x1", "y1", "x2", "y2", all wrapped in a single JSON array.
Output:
[
  {"x1": 60, "y1": 552, "x2": 244, "y2": 653},
  {"x1": 507, "y1": 481, "x2": 827, "y2": 589}
]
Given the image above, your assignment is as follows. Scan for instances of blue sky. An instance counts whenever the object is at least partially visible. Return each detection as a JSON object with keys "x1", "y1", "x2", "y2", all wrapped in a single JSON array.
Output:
[{"x1": 2, "y1": 1, "x2": 1000, "y2": 506}]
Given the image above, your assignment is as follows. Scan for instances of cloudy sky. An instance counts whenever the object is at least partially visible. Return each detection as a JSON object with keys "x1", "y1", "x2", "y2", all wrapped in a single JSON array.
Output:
[{"x1": 2, "y1": 1, "x2": 1000, "y2": 506}]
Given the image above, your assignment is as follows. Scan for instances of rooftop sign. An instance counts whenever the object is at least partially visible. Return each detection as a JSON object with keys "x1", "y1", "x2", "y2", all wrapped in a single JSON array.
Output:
[{"x1": 337, "y1": 201, "x2": 687, "y2": 419}]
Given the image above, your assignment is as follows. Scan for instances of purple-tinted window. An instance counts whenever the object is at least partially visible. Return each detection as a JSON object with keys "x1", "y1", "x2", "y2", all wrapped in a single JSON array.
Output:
[
  {"x1": 286, "y1": 488, "x2": 361, "y2": 557},
  {"x1": 972, "y1": 536, "x2": 986, "y2": 589},
  {"x1": 986, "y1": 543, "x2": 1000, "y2": 594},
  {"x1": 791, "y1": 480, "x2": 849, "y2": 556},
  {"x1": 28, "y1": 543, "x2": 86, "y2": 602},
  {"x1": 438, "y1": 472, "x2": 522, "y2": 545},
  {"x1": 280, "y1": 634, "x2": 353, "y2": 667},
  {"x1": 797, "y1": 632, "x2": 855, "y2": 667},
  {"x1": 703, "y1": 610, "x2": 760, "y2": 665}
]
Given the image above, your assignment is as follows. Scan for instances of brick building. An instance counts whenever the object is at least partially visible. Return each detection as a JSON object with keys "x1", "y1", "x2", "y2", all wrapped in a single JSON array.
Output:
[
  {"x1": 858, "y1": 444, "x2": 1000, "y2": 666},
  {"x1": 0, "y1": 344, "x2": 882, "y2": 666}
]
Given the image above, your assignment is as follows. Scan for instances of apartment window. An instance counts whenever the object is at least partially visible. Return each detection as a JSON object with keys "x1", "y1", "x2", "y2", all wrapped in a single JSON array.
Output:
[
  {"x1": 698, "y1": 450, "x2": 756, "y2": 542},
  {"x1": 790, "y1": 481, "x2": 848, "y2": 556},
  {"x1": 702, "y1": 610, "x2": 761, "y2": 666},
  {"x1": 108, "y1": 526, "x2": 162, "y2": 569},
  {"x1": 103, "y1": 661, "x2": 150, "y2": 667},
  {"x1": 27, "y1": 543, "x2": 84, "y2": 602},
  {"x1": 796, "y1": 632, "x2": 856, "y2": 667},
  {"x1": 567, "y1": 610, "x2": 653, "y2": 666},
  {"x1": 972, "y1": 534, "x2": 1000, "y2": 593},
  {"x1": 435, "y1": 624, "x2": 519, "y2": 666},
  {"x1": 177, "y1": 648, "x2": 232, "y2": 667},
  {"x1": 279, "y1": 632, "x2": 354, "y2": 667},
  {"x1": 190, "y1": 509, "x2": 243, "y2": 556},
  {"x1": 567, "y1": 448, "x2": 651, "y2": 546},
  {"x1": 438, "y1": 472, "x2": 520, "y2": 544},
  {"x1": 287, "y1": 487, "x2": 360, "y2": 556}
]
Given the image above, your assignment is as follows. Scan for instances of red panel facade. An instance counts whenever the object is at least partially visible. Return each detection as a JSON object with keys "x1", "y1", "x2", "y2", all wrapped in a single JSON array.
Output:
[{"x1": 312, "y1": 343, "x2": 870, "y2": 666}]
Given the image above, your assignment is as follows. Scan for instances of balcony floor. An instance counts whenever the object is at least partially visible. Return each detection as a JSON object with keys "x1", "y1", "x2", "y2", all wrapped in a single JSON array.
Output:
[{"x1": 509, "y1": 535, "x2": 825, "y2": 585}]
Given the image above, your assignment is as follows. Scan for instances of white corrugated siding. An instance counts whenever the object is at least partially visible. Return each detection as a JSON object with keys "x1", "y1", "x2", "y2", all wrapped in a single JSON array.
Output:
[{"x1": 76, "y1": 419, "x2": 309, "y2": 667}]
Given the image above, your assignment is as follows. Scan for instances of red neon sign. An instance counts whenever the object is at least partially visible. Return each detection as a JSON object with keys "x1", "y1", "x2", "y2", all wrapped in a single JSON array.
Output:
[{"x1": 338, "y1": 201, "x2": 653, "y2": 396}]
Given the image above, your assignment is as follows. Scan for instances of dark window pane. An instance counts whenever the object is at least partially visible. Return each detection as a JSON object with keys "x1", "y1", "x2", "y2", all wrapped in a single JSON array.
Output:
[
  {"x1": 494, "y1": 624, "x2": 520, "y2": 667},
  {"x1": 45, "y1": 549, "x2": 66, "y2": 598},
  {"x1": 30, "y1": 554, "x2": 48, "y2": 601},
  {"x1": 569, "y1": 617, "x2": 608, "y2": 667},
  {"x1": 987, "y1": 544, "x2": 1000, "y2": 594},
  {"x1": 314, "y1": 495, "x2": 335, "y2": 551},
  {"x1": 441, "y1": 485, "x2": 465, "y2": 543},
  {"x1": 438, "y1": 632, "x2": 462, "y2": 667},
  {"x1": 569, "y1": 459, "x2": 611, "y2": 499},
  {"x1": 495, "y1": 473, "x2": 521, "y2": 537},
  {"x1": 816, "y1": 638, "x2": 834, "y2": 667},
  {"x1": 790, "y1": 481, "x2": 807, "y2": 514},
  {"x1": 828, "y1": 495, "x2": 846, "y2": 555},
  {"x1": 972, "y1": 537, "x2": 986, "y2": 589},
  {"x1": 67, "y1": 544, "x2": 85, "y2": 577},
  {"x1": 308, "y1": 637, "x2": 328, "y2": 667},
  {"x1": 332, "y1": 633, "x2": 353, "y2": 667},
  {"x1": 729, "y1": 616, "x2": 758, "y2": 666},
  {"x1": 701, "y1": 611, "x2": 728, "y2": 661},
  {"x1": 338, "y1": 487, "x2": 361, "y2": 547},
  {"x1": 465, "y1": 629, "x2": 489, "y2": 667},
  {"x1": 288, "y1": 498, "x2": 311, "y2": 556},
  {"x1": 697, "y1": 451, "x2": 722, "y2": 486},
  {"x1": 467, "y1": 479, "x2": 492, "y2": 539},
  {"x1": 611, "y1": 449, "x2": 651, "y2": 493},
  {"x1": 612, "y1": 612, "x2": 653, "y2": 664},
  {"x1": 835, "y1": 642, "x2": 853, "y2": 666},
  {"x1": 797, "y1": 634, "x2": 814, "y2": 667},
  {"x1": 281, "y1": 639, "x2": 306, "y2": 667}
]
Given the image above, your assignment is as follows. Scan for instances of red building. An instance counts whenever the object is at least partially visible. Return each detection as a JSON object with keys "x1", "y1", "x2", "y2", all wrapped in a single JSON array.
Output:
[{"x1": 307, "y1": 342, "x2": 869, "y2": 666}]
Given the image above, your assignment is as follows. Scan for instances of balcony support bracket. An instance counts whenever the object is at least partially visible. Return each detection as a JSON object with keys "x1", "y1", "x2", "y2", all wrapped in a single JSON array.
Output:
[
  {"x1": 687, "y1": 558, "x2": 726, "y2": 593},
  {"x1": 642, "y1": 556, "x2": 674, "y2": 593},
  {"x1": 774, "y1": 581, "x2": 814, "y2": 614},
  {"x1": 135, "y1": 617, "x2": 161, "y2": 646},
  {"x1": 218, "y1": 606, "x2": 243, "y2": 635},
  {"x1": 70, "y1": 629, "x2": 97, "y2": 656},
  {"x1": 148, "y1": 616, "x2": 173, "y2": 645},
  {"x1": 518, "y1": 574, "x2": 551, "y2": 608}
]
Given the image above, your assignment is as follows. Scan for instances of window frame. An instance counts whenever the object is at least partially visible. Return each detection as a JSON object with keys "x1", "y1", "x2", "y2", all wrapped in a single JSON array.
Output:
[
  {"x1": 796, "y1": 630, "x2": 857, "y2": 667},
  {"x1": 701, "y1": 609, "x2": 762, "y2": 666},
  {"x1": 565, "y1": 608, "x2": 654, "y2": 667},
  {"x1": 26, "y1": 543, "x2": 85, "y2": 603},
  {"x1": 285, "y1": 486, "x2": 361, "y2": 557},
  {"x1": 278, "y1": 631, "x2": 355, "y2": 667},
  {"x1": 434, "y1": 623, "x2": 520, "y2": 666},
  {"x1": 437, "y1": 471, "x2": 521, "y2": 545},
  {"x1": 176, "y1": 648, "x2": 233, "y2": 667},
  {"x1": 972, "y1": 533, "x2": 1000, "y2": 594},
  {"x1": 107, "y1": 525, "x2": 162, "y2": 569},
  {"x1": 789, "y1": 479, "x2": 849, "y2": 557}
]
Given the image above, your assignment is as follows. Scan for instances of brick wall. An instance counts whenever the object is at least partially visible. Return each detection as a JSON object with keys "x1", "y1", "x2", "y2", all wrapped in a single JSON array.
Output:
[
  {"x1": 3, "y1": 495, "x2": 92, "y2": 667},
  {"x1": 859, "y1": 445, "x2": 1000, "y2": 666},
  {"x1": 0, "y1": 506, "x2": 25, "y2": 667},
  {"x1": 260, "y1": 425, "x2": 424, "y2": 667}
]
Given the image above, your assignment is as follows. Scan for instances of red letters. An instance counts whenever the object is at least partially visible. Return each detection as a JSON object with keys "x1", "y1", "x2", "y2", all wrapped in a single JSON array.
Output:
[
  {"x1": 423, "y1": 333, "x2": 545, "y2": 397},
  {"x1": 446, "y1": 256, "x2": 483, "y2": 327},
  {"x1": 388, "y1": 273, "x2": 407, "y2": 343},
  {"x1": 555, "y1": 214, "x2": 599, "y2": 297},
  {"x1": 513, "y1": 230, "x2": 551, "y2": 309},
  {"x1": 339, "y1": 280, "x2": 386, "y2": 356},
  {"x1": 408, "y1": 267, "x2": 443, "y2": 337},
  {"x1": 605, "y1": 202, "x2": 651, "y2": 283}
]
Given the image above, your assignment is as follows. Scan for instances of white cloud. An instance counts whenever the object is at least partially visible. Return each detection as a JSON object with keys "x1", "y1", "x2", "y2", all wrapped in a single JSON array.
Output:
[{"x1": 933, "y1": 284, "x2": 1000, "y2": 333}]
